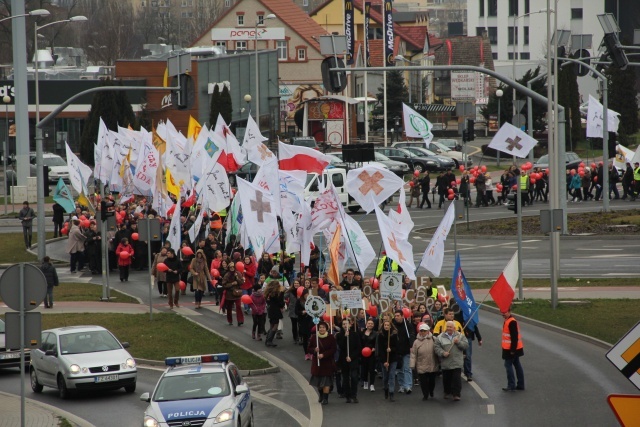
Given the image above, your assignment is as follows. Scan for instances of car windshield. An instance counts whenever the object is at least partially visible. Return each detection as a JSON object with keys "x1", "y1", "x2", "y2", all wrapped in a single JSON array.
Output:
[
  {"x1": 59, "y1": 330, "x2": 122, "y2": 354},
  {"x1": 153, "y1": 372, "x2": 231, "y2": 401},
  {"x1": 293, "y1": 139, "x2": 316, "y2": 148},
  {"x1": 374, "y1": 152, "x2": 390, "y2": 161},
  {"x1": 405, "y1": 147, "x2": 437, "y2": 157},
  {"x1": 0, "y1": 319, "x2": 4, "y2": 333},
  {"x1": 394, "y1": 149, "x2": 416, "y2": 158},
  {"x1": 43, "y1": 157, "x2": 67, "y2": 167},
  {"x1": 537, "y1": 155, "x2": 549, "y2": 164},
  {"x1": 432, "y1": 142, "x2": 451, "y2": 152}
]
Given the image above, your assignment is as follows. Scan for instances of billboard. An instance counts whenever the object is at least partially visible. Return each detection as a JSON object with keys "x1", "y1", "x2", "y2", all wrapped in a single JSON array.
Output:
[
  {"x1": 451, "y1": 71, "x2": 476, "y2": 101},
  {"x1": 211, "y1": 28, "x2": 285, "y2": 41}
]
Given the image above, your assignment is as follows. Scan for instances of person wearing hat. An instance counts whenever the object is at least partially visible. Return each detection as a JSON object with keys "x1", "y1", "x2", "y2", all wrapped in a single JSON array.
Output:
[
  {"x1": 410, "y1": 323, "x2": 439, "y2": 401},
  {"x1": 434, "y1": 320, "x2": 468, "y2": 401},
  {"x1": 308, "y1": 320, "x2": 337, "y2": 405},
  {"x1": 436, "y1": 170, "x2": 449, "y2": 208}
]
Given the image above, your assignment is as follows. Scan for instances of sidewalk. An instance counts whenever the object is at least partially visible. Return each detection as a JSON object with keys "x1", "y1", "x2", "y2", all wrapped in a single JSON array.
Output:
[{"x1": 0, "y1": 391, "x2": 93, "y2": 427}]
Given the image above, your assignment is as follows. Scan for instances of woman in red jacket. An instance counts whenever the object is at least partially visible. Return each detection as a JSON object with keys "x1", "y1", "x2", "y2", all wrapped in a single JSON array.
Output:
[
  {"x1": 115, "y1": 237, "x2": 134, "y2": 282},
  {"x1": 308, "y1": 320, "x2": 337, "y2": 405},
  {"x1": 242, "y1": 255, "x2": 257, "y2": 313}
]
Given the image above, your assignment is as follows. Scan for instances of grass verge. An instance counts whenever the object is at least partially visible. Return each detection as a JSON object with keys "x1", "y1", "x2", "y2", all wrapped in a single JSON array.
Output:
[
  {"x1": 0, "y1": 232, "x2": 54, "y2": 263},
  {"x1": 0, "y1": 283, "x2": 138, "y2": 304},
  {"x1": 38, "y1": 313, "x2": 269, "y2": 370},
  {"x1": 489, "y1": 299, "x2": 638, "y2": 344}
]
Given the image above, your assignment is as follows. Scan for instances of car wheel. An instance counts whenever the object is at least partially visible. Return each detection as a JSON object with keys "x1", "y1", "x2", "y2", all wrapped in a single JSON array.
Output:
[
  {"x1": 124, "y1": 382, "x2": 136, "y2": 393},
  {"x1": 247, "y1": 406, "x2": 254, "y2": 427},
  {"x1": 30, "y1": 368, "x2": 43, "y2": 393},
  {"x1": 57, "y1": 374, "x2": 70, "y2": 399},
  {"x1": 452, "y1": 159, "x2": 459, "y2": 168},
  {"x1": 413, "y1": 163, "x2": 424, "y2": 173},
  {"x1": 348, "y1": 206, "x2": 360, "y2": 213}
]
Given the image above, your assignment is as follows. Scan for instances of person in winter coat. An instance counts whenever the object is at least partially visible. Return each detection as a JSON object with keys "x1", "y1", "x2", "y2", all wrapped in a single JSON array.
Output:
[
  {"x1": 308, "y1": 321, "x2": 337, "y2": 406},
  {"x1": 222, "y1": 262, "x2": 245, "y2": 326},
  {"x1": 336, "y1": 317, "x2": 362, "y2": 403},
  {"x1": 151, "y1": 247, "x2": 168, "y2": 297},
  {"x1": 377, "y1": 319, "x2": 399, "y2": 402},
  {"x1": 570, "y1": 172, "x2": 583, "y2": 202},
  {"x1": 52, "y1": 203, "x2": 65, "y2": 238},
  {"x1": 485, "y1": 173, "x2": 496, "y2": 205},
  {"x1": 410, "y1": 323, "x2": 439, "y2": 400},
  {"x1": 360, "y1": 318, "x2": 378, "y2": 392},
  {"x1": 285, "y1": 280, "x2": 301, "y2": 344},
  {"x1": 474, "y1": 172, "x2": 487, "y2": 207},
  {"x1": 257, "y1": 252, "x2": 274, "y2": 277},
  {"x1": 67, "y1": 220, "x2": 86, "y2": 273},
  {"x1": 242, "y1": 255, "x2": 257, "y2": 313},
  {"x1": 264, "y1": 280, "x2": 285, "y2": 347},
  {"x1": 296, "y1": 289, "x2": 314, "y2": 360},
  {"x1": 434, "y1": 321, "x2": 469, "y2": 401},
  {"x1": 250, "y1": 284, "x2": 267, "y2": 340},
  {"x1": 419, "y1": 171, "x2": 432, "y2": 209},
  {"x1": 392, "y1": 310, "x2": 415, "y2": 394},
  {"x1": 164, "y1": 248, "x2": 182, "y2": 309},
  {"x1": 407, "y1": 176, "x2": 421, "y2": 208},
  {"x1": 115, "y1": 238, "x2": 134, "y2": 282},
  {"x1": 189, "y1": 249, "x2": 212, "y2": 309},
  {"x1": 39, "y1": 256, "x2": 59, "y2": 309}
]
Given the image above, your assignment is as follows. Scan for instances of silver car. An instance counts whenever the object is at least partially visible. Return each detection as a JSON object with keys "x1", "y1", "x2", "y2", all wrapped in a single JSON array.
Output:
[{"x1": 30, "y1": 325, "x2": 137, "y2": 399}]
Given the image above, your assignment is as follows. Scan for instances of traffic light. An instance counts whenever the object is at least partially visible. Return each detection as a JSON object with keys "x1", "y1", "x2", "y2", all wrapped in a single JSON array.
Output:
[
  {"x1": 100, "y1": 200, "x2": 115, "y2": 222},
  {"x1": 462, "y1": 130, "x2": 469, "y2": 143},
  {"x1": 553, "y1": 46, "x2": 567, "y2": 72},
  {"x1": 172, "y1": 73, "x2": 194, "y2": 110},
  {"x1": 466, "y1": 119, "x2": 475, "y2": 141},
  {"x1": 603, "y1": 32, "x2": 629, "y2": 70},
  {"x1": 321, "y1": 56, "x2": 347, "y2": 93}
]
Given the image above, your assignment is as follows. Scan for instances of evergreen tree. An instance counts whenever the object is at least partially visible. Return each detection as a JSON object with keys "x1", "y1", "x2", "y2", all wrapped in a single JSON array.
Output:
[
  {"x1": 372, "y1": 70, "x2": 408, "y2": 128},
  {"x1": 606, "y1": 66, "x2": 638, "y2": 140},
  {"x1": 79, "y1": 81, "x2": 119, "y2": 165},
  {"x1": 209, "y1": 84, "x2": 221, "y2": 125},
  {"x1": 115, "y1": 80, "x2": 136, "y2": 129},
  {"x1": 136, "y1": 98, "x2": 152, "y2": 131},
  {"x1": 557, "y1": 66, "x2": 581, "y2": 150},
  {"x1": 220, "y1": 85, "x2": 233, "y2": 125}
]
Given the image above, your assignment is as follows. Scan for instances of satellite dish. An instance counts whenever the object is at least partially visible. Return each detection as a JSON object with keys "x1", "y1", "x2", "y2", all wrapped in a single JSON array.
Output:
[{"x1": 571, "y1": 49, "x2": 591, "y2": 77}]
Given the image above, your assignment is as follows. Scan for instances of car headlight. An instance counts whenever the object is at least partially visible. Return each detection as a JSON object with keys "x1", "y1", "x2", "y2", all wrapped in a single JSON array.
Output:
[
  {"x1": 69, "y1": 364, "x2": 81, "y2": 374},
  {"x1": 143, "y1": 416, "x2": 159, "y2": 427},
  {"x1": 124, "y1": 358, "x2": 136, "y2": 369},
  {"x1": 214, "y1": 409, "x2": 234, "y2": 423}
]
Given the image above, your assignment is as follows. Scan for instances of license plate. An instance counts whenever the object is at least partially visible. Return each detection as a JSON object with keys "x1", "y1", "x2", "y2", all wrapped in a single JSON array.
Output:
[
  {"x1": 95, "y1": 374, "x2": 119, "y2": 383},
  {"x1": 0, "y1": 352, "x2": 20, "y2": 360}
]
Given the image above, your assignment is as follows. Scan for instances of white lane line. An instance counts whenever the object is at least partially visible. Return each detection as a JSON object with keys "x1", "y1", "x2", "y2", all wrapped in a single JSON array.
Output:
[
  {"x1": 576, "y1": 248, "x2": 622, "y2": 251},
  {"x1": 466, "y1": 376, "x2": 489, "y2": 399},
  {"x1": 487, "y1": 404, "x2": 495, "y2": 415},
  {"x1": 251, "y1": 391, "x2": 310, "y2": 426}
]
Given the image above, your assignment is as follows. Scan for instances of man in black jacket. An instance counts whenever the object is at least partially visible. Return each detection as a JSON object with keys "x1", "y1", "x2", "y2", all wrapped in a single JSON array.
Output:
[
  {"x1": 52, "y1": 202, "x2": 65, "y2": 238},
  {"x1": 419, "y1": 171, "x2": 432, "y2": 209},
  {"x1": 393, "y1": 310, "x2": 415, "y2": 394},
  {"x1": 39, "y1": 256, "x2": 59, "y2": 308}
]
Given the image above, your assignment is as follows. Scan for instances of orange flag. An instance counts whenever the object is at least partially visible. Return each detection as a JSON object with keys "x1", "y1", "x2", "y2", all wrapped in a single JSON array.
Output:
[{"x1": 328, "y1": 224, "x2": 342, "y2": 288}]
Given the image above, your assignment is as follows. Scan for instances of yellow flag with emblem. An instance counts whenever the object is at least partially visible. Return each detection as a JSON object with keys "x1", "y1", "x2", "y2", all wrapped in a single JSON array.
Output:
[
  {"x1": 166, "y1": 169, "x2": 180, "y2": 198},
  {"x1": 188, "y1": 116, "x2": 202, "y2": 142},
  {"x1": 152, "y1": 125, "x2": 166, "y2": 155},
  {"x1": 77, "y1": 192, "x2": 96, "y2": 215}
]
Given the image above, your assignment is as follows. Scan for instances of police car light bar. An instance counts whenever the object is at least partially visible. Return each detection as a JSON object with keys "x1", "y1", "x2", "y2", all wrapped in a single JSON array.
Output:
[{"x1": 165, "y1": 353, "x2": 230, "y2": 366}]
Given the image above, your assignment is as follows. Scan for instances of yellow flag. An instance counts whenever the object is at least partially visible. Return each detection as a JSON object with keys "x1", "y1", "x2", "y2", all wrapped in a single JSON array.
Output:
[
  {"x1": 328, "y1": 224, "x2": 342, "y2": 288},
  {"x1": 152, "y1": 126, "x2": 166, "y2": 155},
  {"x1": 166, "y1": 169, "x2": 180, "y2": 198},
  {"x1": 119, "y1": 148, "x2": 131, "y2": 179},
  {"x1": 77, "y1": 192, "x2": 95, "y2": 215},
  {"x1": 188, "y1": 116, "x2": 202, "y2": 142}
]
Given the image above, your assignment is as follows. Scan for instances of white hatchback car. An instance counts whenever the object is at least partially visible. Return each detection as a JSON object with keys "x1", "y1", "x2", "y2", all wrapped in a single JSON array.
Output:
[{"x1": 30, "y1": 325, "x2": 137, "y2": 399}]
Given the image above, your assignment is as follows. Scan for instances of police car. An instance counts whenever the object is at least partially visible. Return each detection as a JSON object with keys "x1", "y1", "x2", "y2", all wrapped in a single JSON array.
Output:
[{"x1": 140, "y1": 353, "x2": 253, "y2": 427}]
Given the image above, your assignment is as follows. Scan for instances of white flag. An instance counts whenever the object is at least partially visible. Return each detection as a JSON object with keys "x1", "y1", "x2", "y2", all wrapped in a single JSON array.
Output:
[
  {"x1": 242, "y1": 115, "x2": 273, "y2": 166},
  {"x1": 281, "y1": 208, "x2": 301, "y2": 254},
  {"x1": 93, "y1": 118, "x2": 109, "y2": 181},
  {"x1": 189, "y1": 124, "x2": 212, "y2": 182},
  {"x1": 98, "y1": 120, "x2": 114, "y2": 183},
  {"x1": 199, "y1": 161, "x2": 231, "y2": 213},
  {"x1": 346, "y1": 164, "x2": 404, "y2": 213},
  {"x1": 65, "y1": 142, "x2": 92, "y2": 195},
  {"x1": 586, "y1": 94, "x2": 620, "y2": 138},
  {"x1": 236, "y1": 177, "x2": 279, "y2": 260},
  {"x1": 279, "y1": 170, "x2": 307, "y2": 213},
  {"x1": 403, "y1": 103, "x2": 433, "y2": 142},
  {"x1": 341, "y1": 214, "x2": 376, "y2": 273},
  {"x1": 164, "y1": 132, "x2": 192, "y2": 191},
  {"x1": 375, "y1": 206, "x2": 416, "y2": 280},
  {"x1": 167, "y1": 199, "x2": 182, "y2": 252},
  {"x1": 299, "y1": 201, "x2": 314, "y2": 265},
  {"x1": 188, "y1": 199, "x2": 206, "y2": 244},
  {"x1": 488, "y1": 122, "x2": 538, "y2": 158},
  {"x1": 419, "y1": 202, "x2": 455, "y2": 277},
  {"x1": 131, "y1": 134, "x2": 158, "y2": 196},
  {"x1": 253, "y1": 156, "x2": 281, "y2": 214},
  {"x1": 388, "y1": 188, "x2": 414, "y2": 240}
]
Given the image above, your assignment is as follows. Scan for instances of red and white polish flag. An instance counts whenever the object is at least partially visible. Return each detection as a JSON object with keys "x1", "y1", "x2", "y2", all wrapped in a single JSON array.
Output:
[
  {"x1": 489, "y1": 251, "x2": 519, "y2": 313},
  {"x1": 278, "y1": 141, "x2": 332, "y2": 174}
]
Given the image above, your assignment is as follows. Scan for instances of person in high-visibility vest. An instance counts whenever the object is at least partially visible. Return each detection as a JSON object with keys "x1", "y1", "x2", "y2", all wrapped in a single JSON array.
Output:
[
  {"x1": 501, "y1": 307, "x2": 525, "y2": 391},
  {"x1": 632, "y1": 162, "x2": 640, "y2": 201}
]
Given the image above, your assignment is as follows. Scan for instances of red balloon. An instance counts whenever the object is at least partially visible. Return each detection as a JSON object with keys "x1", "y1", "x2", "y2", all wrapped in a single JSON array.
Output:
[
  {"x1": 480, "y1": 165, "x2": 487, "y2": 173},
  {"x1": 156, "y1": 263, "x2": 168, "y2": 272},
  {"x1": 579, "y1": 162, "x2": 585, "y2": 168},
  {"x1": 79, "y1": 215, "x2": 87, "y2": 221},
  {"x1": 235, "y1": 262, "x2": 245, "y2": 273},
  {"x1": 297, "y1": 286, "x2": 304, "y2": 297},
  {"x1": 593, "y1": 176, "x2": 598, "y2": 183},
  {"x1": 81, "y1": 220, "x2": 90, "y2": 228},
  {"x1": 181, "y1": 246, "x2": 194, "y2": 256},
  {"x1": 322, "y1": 284, "x2": 330, "y2": 293},
  {"x1": 179, "y1": 280, "x2": 187, "y2": 291},
  {"x1": 371, "y1": 278, "x2": 379, "y2": 290},
  {"x1": 366, "y1": 305, "x2": 378, "y2": 317},
  {"x1": 530, "y1": 178, "x2": 536, "y2": 184},
  {"x1": 570, "y1": 169, "x2": 576, "y2": 176},
  {"x1": 402, "y1": 307, "x2": 412, "y2": 318},
  {"x1": 591, "y1": 163, "x2": 597, "y2": 170},
  {"x1": 318, "y1": 278, "x2": 324, "y2": 286},
  {"x1": 545, "y1": 168, "x2": 550, "y2": 175},
  {"x1": 241, "y1": 294, "x2": 253, "y2": 305},
  {"x1": 496, "y1": 184, "x2": 503, "y2": 192},
  {"x1": 409, "y1": 181, "x2": 415, "y2": 187},
  {"x1": 413, "y1": 170, "x2": 420, "y2": 177},
  {"x1": 456, "y1": 178, "x2": 461, "y2": 185},
  {"x1": 447, "y1": 194, "x2": 454, "y2": 200},
  {"x1": 469, "y1": 176, "x2": 476, "y2": 184},
  {"x1": 361, "y1": 347, "x2": 372, "y2": 358},
  {"x1": 459, "y1": 165, "x2": 465, "y2": 172},
  {"x1": 131, "y1": 232, "x2": 139, "y2": 241},
  {"x1": 448, "y1": 188, "x2": 454, "y2": 194},
  {"x1": 578, "y1": 171, "x2": 585, "y2": 177},
  {"x1": 322, "y1": 312, "x2": 331, "y2": 322},
  {"x1": 473, "y1": 166, "x2": 478, "y2": 171},
  {"x1": 211, "y1": 268, "x2": 220, "y2": 278},
  {"x1": 61, "y1": 227, "x2": 69, "y2": 235},
  {"x1": 119, "y1": 251, "x2": 130, "y2": 260},
  {"x1": 211, "y1": 279, "x2": 218, "y2": 285}
]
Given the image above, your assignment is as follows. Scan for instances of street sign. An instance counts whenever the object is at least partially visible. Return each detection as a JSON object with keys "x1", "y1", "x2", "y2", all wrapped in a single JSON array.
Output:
[
  {"x1": 138, "y1": 218, "x2": 162, "y2": 242},
  {"x1": 512, "y1": 114, "x2": 526, "y2": 128},
  {"x1": 0, "y1": 264, "x2": 47, "y2": 311},
  {"x1": 167, "y1": 52, "x2": 191, "y2": 77},
  {"x1": 606, "y1": 320, "x2": 640, "y2": 390},
  {"x1": 571, "y1": 49, "x2": 591, "y2": 77},
  {"x1": 514, "y1": 100, "x2": 526, "y2": 113},
  {"x1": 5, "y1": 312, "x2": 41, "y2": 349},
  {"x1": 607, "y1": 394, "x2": 640, "y2": 427}
]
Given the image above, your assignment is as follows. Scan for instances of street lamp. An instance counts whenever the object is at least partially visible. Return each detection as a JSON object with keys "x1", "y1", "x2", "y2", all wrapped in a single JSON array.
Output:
[
  {"x1": 244, "y1": 94, "x2": 252, "y2": 116},
  {"x1": 3, "y1": 95, "x2": 10, "y2": 215},
  {"x1": 496, "y1": 89, "x2": 503, "y2": 166},
  {"x1": 0, "y1": 8, "x2": 50, "y2": 24},
  {"x1": 255, "y1": 13, "x2": 276, "y2": 127},
  {"x1": 393, "y1": 116, "x2": 400, "y2": 143},
  {"x1": 34, "y1": 14, "x2": 87, "y2": 260}
]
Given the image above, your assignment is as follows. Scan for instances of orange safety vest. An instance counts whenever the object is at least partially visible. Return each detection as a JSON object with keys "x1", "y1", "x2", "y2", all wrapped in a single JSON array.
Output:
[{"x1": 501, "y1": 317, "x2": 523, "y2": 350}]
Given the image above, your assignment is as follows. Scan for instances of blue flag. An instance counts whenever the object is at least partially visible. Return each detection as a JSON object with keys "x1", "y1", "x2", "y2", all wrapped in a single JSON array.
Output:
[
  {"x1": 450, "y1": 252, "x2": 479, "y2": 331},
  {"x1": 53, "y1": 178, "x2": 76, "y2": 213}
]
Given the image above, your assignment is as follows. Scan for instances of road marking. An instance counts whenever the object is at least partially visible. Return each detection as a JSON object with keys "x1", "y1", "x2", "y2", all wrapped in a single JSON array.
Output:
[
  {"x1": 251, "y1": 391, "x2": 310, "y2": 426},
  {"x1": 576, "y1": 248, "x2": 622, "y2": 251},
  {"x1": 487, "y1": 404, "x2": 495, "y2": 415},
  {"x1": 466, "y1": 376, "x2": 489, "y2": 399}
]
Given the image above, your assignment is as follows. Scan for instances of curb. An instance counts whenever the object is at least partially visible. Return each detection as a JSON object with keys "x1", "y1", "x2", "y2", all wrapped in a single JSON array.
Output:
[
  {"x1": 480, "y1": 304, "x2": 612, "y2": 349},
  {"x1": 0, "y1": 390, "x2": 94, "y2": 427}
]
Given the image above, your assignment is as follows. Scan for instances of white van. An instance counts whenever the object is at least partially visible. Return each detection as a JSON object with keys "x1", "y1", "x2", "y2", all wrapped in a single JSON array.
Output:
[{"x1": 304, "y1": 167, "x2": 362, "y2": 213}]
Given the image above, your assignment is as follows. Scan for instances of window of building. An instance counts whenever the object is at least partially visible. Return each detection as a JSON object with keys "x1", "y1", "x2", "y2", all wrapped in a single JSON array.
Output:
[
  {"x1": 257, "y1": 14, "x2": 264, "y2": 25},
  {"x1": 225, "y1": 0, "x2": 231, "y2": 7},
  {"x1": 276, "y1": 40, "x2": 288, "y2": 60},
  {"x1": 508, "y1": 0, "x2": 518, "y2": 16},
  {"x1": 508, "y1": 52, "x2": 516, "y2": 60},
  {"x1": 303, "y1": 0, "x2": 308, "y2": 6},
  {"x1": 141, "y1": 0, "x2": 147, "y2": 6},
  {"x1": 476, "y1": 27, "x2": 486, "y2": 37},
  {"x1": 523, "y1": 26, "x2": 529, "y2": 45},
  {"x1": 479, "y1": 0, "x2": 484, "y2": 17},
  {"x1": 520, "y1": 52, "x2": 530, "y2": 60},
  {"x1": 181, "y1": 12, "x2": 193, "y2": 18},
  {"x1": 236, "y1": 41, "x2": 247, "y2": 50},
  {"x1": 215, "y1": 41, "x2": 227, "y2": 49},
  {"x1": 508, "y1": 26, "x2": 518, "y2": 45},
  {"x1": 571, "y1": 8, "x2": 583, "y2": 20},
  {"x1": 297, "y1": 48, "x2": 306, "y2": 61},
  {"x1": 524, "y1": 0, "x2": 530, "y2": 14},
  {"x1": 488, "y1": 0, "x2": 497, "y2": 17},
  {"x1": 487, "y1": 27, "x2": 498, "y2": 45},
  {"x1": 492, "y1": 52, "x2": 498, "y2": 60},
  {"x1": 181, "y1": 0, "x2": 193, "y2": 6},
  {"x1": 237, "y1": 14, "x2": 244, "y2": 26}
]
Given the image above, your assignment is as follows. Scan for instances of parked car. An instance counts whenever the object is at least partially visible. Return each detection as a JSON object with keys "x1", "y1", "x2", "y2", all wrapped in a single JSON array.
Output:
[
  {"x1": 393, "y1": 141, "x2": 473, "y2": 167},
  {"x1": 533, "y1": 152, "x2": 583, "y2": 171},
  {"x1": 30, "y1": 153, "x2": 70, "y2": 183},
  {"x1": 290, "y1": 136, "x2": 319, "y2": 150},
  {"x1": 373, "y1": 152, "x2": 411, "y2": 176},
  {"x1": 375, "y1": 147, "x2": 447, "y2": 172},
  {"x1": 400, "y1": 146, "x2": 456, "y2": 170},
  {"x1": 437, "y1": 138, "x2": 463, "y2": 151},
  {"x1": 328, "y1": 152, "x2": 389, "y2": 171},
  {"x1": 30, "y1": 325, "x2": 137, "y2": 399},
  {"x1": 0, "y1": 318, "x2": 30, "y2": 371}
]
